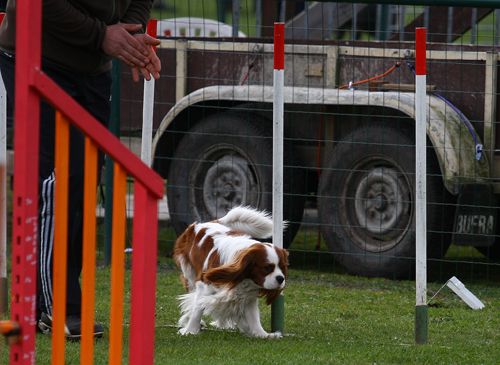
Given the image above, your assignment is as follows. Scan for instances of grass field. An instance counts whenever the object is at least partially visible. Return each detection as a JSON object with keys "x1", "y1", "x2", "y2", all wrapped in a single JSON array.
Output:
[
  {"x1": 2, "y1": 262, "x2": 499, "y2": 364},
  {"x1": 2, "y1": 219, "x2": 500, "y2": 364},
  {"x1": 150, "y1": 0, "x2": 258, "y2": 37}
]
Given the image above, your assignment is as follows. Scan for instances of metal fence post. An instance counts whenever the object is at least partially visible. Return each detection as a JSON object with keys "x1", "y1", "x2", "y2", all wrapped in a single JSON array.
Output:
[{"x1": 104, "y1": 59, "x2": 122, "y2": 265}]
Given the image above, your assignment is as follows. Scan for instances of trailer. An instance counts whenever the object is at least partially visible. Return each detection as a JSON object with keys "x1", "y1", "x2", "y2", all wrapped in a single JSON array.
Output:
[{"x1": 120, "y1": 31, "x2": 500, "y2": 279}]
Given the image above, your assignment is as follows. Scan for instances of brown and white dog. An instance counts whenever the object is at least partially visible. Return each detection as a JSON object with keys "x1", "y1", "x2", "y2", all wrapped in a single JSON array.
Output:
[{"x1": 173, "y1": 206, "x2": 288, "y2": 338}]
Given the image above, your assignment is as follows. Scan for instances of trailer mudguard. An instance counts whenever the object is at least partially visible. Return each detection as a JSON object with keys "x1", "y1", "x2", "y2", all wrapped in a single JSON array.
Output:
[{"x1": 152, "y1": 85, "x2": 490, "y2": 194}]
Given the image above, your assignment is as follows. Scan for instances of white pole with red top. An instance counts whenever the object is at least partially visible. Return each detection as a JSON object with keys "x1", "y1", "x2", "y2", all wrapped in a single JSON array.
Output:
[
  {"x1": 141, "y1": 19, "x2": 157, "y2": 167},
  {"x1": 415, "y1": 27, "x2": 428, "y2": 345},
  {"x1": 271, "y1": 22, "x2": 285, "y2": 334}
]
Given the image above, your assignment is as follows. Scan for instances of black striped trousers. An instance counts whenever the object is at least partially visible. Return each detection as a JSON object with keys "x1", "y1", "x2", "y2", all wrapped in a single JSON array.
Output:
[{"x1": 0, "y1": 52, "x2": 110, "y2": 317}]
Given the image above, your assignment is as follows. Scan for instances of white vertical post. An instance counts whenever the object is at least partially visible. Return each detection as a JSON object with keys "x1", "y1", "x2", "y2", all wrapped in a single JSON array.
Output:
[
  {"x1": 0, "y1": 71, "x2": 7, "y2": 299},
  {"x1": 271, "y1": 22, "x2": 285, "y2": 334},
  {"x1": 273, "y1": 23, "x2": 285, "y2": 251},
  {"x1": 0, "y1": 16, "x2": 6, "y2": 310},
  {"x1": 141, "y1": 19, "x2": 158, "y2": 167},
  {"x1": 141, "y1": 78, "x2": 155, "y2": 167},
  {"x1": 415, "y1": 27, "x2": 428, "y2": 345}
]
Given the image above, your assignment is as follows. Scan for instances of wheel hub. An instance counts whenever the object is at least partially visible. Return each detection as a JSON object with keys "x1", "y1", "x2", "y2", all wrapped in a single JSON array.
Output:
[
  {"x1": 354, "y1": 168, "x2": 406, "y2": 236},
  {"x1": 202, "y1": 155, "x2": 250, "y2": 218},
  {"x1": 338, "y1": 156, "x2": 413, "y2": 253}
]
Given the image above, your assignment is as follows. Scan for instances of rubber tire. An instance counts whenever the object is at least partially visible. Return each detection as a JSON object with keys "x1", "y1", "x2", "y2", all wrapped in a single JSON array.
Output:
[
  {"x1": 167, "y1": 112, "x2": 306, "y2": 248},
  {"x1": 475, "y1": 244, "x2": 500, "y2": 260},
  {"x1": 318, "y1": 124, "x2": 454, "y2": 279}
]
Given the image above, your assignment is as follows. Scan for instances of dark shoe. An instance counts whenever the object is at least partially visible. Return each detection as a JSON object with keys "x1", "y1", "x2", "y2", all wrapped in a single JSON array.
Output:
[{"x1": 38, "y1": 312, "x2": 104, "y2": 339}]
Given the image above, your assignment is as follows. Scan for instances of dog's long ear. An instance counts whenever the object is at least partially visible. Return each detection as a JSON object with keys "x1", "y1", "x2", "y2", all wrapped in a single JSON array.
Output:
[
  {"x1": 259, "y1": 289, "x2": 283, "y2": 305},
  {"x1": 203, "y1": 247, "x2": 257, "y2": 289}
]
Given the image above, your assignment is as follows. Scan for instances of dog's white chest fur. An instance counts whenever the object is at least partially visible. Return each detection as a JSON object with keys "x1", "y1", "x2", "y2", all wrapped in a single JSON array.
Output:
[{"x1": 179, "y1": 280, "x2": 263, "y2": 333}]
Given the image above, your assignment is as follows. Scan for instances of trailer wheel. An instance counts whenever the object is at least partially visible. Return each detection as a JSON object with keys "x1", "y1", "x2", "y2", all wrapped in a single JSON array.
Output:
[
  {"x1": 167, "y1": 112, "x2": 305, "y2": 247},
  {"x1": 318, "y1": 124, "x2": 453, "y2": 279},
  {"x1": 475, "y1": 244, "x2": 500, "y2": 260}
]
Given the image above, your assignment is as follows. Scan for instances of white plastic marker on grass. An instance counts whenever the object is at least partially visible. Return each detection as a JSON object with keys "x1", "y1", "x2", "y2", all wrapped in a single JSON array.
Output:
[
  {"x1": 428, "y1": 276, "x2": 485, "y2": 310},
  {"x1": 415, "y1": 27, "x2": 428, "y2": 345},
  {"x1": 141, "y1": 19, "x2": 158, "y2": 168},
  {"x1": 271, "y1": 22, "x2": 285, "y2": 335},
  {"x1": 446, "y1": 277, "x2": 485, "y2": 310}
]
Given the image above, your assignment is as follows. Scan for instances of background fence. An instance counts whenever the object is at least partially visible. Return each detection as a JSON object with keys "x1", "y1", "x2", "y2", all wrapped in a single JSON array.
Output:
[
  {"x1": 114, "y1": 1, "x2": 500, "y2": 290},
  {"x1": 2, "y1": 3, "x2": 499, "y2": 286}
]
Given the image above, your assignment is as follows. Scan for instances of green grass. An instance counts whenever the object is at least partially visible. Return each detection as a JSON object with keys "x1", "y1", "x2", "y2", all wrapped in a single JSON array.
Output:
[
  {"x1": 2, "y1": 260, "x2": 500, "y2": 364},
  {"x1": 150, "y1": 0, "x2": 258, "y2": 37},
  {"x1": 2, "y1": 218, "x2": 500, "y2": 364}
]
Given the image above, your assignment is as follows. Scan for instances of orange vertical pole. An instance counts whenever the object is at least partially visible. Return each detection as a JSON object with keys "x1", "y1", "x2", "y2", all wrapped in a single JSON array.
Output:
[
  {"x1": 109, "y1": 164, "x2": 127, "y2": 365},
  {"x1": 80, "y1": 137, "x2": 98, "y2": 364},
  {"x1": 52, "y1": 111, "x2": 70, "y2": 364}
]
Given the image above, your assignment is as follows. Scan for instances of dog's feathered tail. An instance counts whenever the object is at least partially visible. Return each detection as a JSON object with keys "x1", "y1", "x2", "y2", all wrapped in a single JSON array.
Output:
[{"x1": 218, "y1": 206, "x2": 285, "y2": 239}]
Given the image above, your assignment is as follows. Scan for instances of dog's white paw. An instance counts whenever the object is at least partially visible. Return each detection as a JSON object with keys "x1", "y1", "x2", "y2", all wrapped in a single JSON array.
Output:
[
  {"x1": 267, "y1": 331, "x2": 282, "y2": 339},
  {"x1": 178, "y1": 327, "x2": 200, "y2": 336},
  {"x1": 211, "y1": 320, "x2": 235, "y2": 329},
  {"x1": 251, "y1": 331, "x2": 282, "y2": 339},
  {"x1": 179, "y1": 318, "x2": 205, "y2": 329}
]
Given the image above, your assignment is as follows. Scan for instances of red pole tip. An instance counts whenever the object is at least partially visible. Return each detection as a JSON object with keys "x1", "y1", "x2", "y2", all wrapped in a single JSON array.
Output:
[
  {"x1": 274, "y1": 23, "x2": 285, "y2": 70},
  {"x1": 147, "y1": 19, "x2": 158, "y2": 52},
  {"x1": 415, "y1": 28, "x2": 426, "y2": 76}
]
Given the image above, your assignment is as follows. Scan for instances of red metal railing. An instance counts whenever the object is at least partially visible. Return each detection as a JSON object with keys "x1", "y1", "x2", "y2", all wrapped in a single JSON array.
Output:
[{"x1": 2, "y1": 1, "x2": 164, "y2": 364}]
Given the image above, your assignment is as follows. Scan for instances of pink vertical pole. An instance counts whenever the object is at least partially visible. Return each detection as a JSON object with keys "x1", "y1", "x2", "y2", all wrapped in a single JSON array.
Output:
[
  {"x1": 132, "y1": 20, "x2": 160, "y2": 363},
  {"x1": 10, "y1": 0, "x2": 42, "y2": 362},
  {"x1": 415, "y1": 27, "x2": 428, "y2": 345},
  {"x1": 129, "y1": 183, "x2": 159, "y2": 365}
]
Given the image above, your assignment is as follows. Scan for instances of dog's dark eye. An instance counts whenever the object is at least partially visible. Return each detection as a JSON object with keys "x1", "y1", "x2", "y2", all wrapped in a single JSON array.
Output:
[{"x1": 264, "y1": 265, "x2": 273, "y2": 272}]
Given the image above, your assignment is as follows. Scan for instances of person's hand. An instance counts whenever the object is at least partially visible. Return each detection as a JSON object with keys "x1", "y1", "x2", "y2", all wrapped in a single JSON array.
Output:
[
  {"x1": 102, "y1": 23, "x2": 160, "y2": 69},
  {"x1": 130, "y1": 34, "x2": 162, "y2": 82}
]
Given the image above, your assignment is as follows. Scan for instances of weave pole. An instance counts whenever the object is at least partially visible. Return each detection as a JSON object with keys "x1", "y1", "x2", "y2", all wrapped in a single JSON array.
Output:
[
  {"x1": 415, "y1": 27, "x2": 428, "y2": 345},
  {"x1": 271, "y1": 22, "x2": 285, "y2": 334},
  {"x1": 0, "y1": 16, "x2": 7, "y2": 313},
  {"x1": 141, "y1": 19, "x2": 157, "y2": 167}
]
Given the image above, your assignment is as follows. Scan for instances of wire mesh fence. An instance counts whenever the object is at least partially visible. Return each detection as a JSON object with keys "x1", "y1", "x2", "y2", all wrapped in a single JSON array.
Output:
[
  {"x1": 97, "y1": 1, "x2": 500, "y2": 295},
  {"x1": 3, "y1": 1, "x2": 500, "y2": 299}
]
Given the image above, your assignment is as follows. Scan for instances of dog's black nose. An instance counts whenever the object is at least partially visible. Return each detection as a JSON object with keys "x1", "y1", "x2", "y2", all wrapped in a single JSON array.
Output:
[{"x1": 276, "y1": 276, "x2": 284, "y2": 285}]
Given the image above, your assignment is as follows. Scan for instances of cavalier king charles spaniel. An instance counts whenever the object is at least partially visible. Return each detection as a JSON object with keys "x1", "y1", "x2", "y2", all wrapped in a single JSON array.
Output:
[{"x1": 174, "y1": 206, "x2": 288, "y2": 338}]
